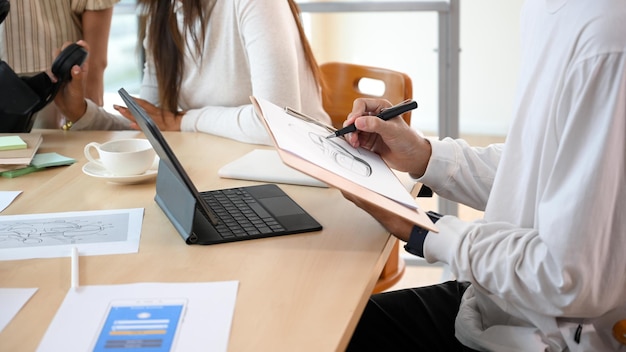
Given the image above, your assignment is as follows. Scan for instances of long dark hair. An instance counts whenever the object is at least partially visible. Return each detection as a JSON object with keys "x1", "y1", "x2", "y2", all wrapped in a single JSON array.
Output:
[{"x1": 138, "y1": 0, "x2": 322, "y2": 114}]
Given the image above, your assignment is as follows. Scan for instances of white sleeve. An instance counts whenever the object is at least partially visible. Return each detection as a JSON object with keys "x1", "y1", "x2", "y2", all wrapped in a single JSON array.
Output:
[
  {"x1": 138, "y1": 44, "x2": 159, "y2": 106},
  {"x1": 419, "y1": 138, "x2": 501, "y2": 211},
  {"x1": 70, "y1": 99, "x2": 132, "y2": 130},
  {"x1": 425, "y1": 53, "x2": 626, "y2": 316}
]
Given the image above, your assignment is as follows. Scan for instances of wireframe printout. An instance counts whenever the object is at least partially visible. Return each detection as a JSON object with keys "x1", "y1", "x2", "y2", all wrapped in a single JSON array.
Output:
[{"x1": 0, "y1": 208, "x2": 143, "y2": 261}]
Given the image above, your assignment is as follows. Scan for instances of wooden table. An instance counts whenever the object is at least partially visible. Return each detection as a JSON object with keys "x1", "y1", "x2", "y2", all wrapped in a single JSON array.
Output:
[{"x1": 0, "y1": 130, "x2": 395, "y2": 351}]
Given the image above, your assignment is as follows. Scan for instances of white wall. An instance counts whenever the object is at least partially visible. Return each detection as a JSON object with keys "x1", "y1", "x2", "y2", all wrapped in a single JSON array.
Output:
[{"x1": 305, "y1": 0, "x2": 524, "y2": 136}]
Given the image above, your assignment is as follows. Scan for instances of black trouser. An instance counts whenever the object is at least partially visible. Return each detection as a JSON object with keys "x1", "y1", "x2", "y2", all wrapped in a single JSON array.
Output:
[{"x1": 346, "y1": 280, "x2": 479, "y2": 351}]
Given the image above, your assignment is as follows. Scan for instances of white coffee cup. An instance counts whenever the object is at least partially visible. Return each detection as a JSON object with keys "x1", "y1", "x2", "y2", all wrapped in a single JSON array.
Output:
[{"x1": 84, "y1": 139, "x2": 156, "y2": 176}]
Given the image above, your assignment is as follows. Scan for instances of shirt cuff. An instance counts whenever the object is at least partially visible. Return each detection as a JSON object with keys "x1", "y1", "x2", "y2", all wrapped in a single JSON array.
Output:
[{"x1": 69, "y1": 99, "x2": 98, "y2": 130}]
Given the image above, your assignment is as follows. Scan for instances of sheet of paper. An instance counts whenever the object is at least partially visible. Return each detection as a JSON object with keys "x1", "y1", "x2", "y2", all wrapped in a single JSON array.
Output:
[
  {"x1": 256, "y1": 97, "x2": 418, "y2": 209},
  {"x1": 37, "y1": 281, "x2": 239, "y2": 352},
  {"x1": 0, "y1": 191, "x2": 21, "y2": 212},
  {"x1": 0, "y1": 208, "x2": 144, "y2": 261},
  {"x1": 0, "y1": 288, "x2": 38, "y2": 333}
]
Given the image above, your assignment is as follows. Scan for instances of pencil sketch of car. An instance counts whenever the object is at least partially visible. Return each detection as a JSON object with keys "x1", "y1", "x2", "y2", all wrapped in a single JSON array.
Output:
[{"x1": 309, "y1": 132, "x2": 372, "y2": 177}]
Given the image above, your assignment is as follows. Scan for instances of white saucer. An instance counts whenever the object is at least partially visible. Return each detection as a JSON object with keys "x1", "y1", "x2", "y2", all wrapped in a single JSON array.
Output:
[{"x1": 82, "y1": 161, "x2": 158, "y2": 184}]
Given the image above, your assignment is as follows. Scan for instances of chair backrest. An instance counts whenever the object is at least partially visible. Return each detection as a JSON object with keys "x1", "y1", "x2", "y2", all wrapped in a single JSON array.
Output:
[{"x1": 320, "y1": 62, "x2": 413, "y2": 129}]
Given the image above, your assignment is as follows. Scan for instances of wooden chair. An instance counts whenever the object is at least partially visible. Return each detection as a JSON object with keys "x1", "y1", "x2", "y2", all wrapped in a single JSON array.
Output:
[
  {"x1": 319, "y1": 61, "x2": 413, "y2": 293},
  {"x1": 320, "y1": 62, "x2": 413, "y2": 129}
]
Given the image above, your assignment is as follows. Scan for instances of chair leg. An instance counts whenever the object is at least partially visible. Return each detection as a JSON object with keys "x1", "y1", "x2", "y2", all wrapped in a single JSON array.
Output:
[{"x1": 373, "y1": 240, "x2": 406, "y2": 293}]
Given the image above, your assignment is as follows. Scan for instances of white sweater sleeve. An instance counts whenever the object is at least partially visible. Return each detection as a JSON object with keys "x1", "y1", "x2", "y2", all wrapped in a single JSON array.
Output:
[
  {"x1": 70, "y1": 99, "x2": 132, "y2": 130},
  {"x1": 180, "y1": 104, "x2": 271, "y2": 146}
]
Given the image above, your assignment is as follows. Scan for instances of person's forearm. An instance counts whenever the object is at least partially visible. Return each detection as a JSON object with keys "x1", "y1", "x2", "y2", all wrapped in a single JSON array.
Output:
[
  {"x1": 71, "y1": 100, "x2": 133, "y2": 131},
  {"x1": 181, "y1": 105, "x2": 273, "y2": 145},
  {"x1": 81, "y1": 8, "x2": 114, "y2": 106}
]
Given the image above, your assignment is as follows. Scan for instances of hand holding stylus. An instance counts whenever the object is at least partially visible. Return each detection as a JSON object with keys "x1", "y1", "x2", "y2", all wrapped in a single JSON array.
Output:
[{"x1": 326, "y1": 99, "x2": 418, "y2": 139}]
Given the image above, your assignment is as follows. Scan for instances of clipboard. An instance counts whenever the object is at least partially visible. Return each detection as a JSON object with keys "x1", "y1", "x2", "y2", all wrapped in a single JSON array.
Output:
[{"x1": 251, "y1": 96, "x2": 437, "y2": 232}]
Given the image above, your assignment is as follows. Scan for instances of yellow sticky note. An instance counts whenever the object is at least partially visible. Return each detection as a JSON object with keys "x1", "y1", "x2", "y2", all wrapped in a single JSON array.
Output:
[{"x1": 0, "y1": 136, "x2": 27, "y2": 151}]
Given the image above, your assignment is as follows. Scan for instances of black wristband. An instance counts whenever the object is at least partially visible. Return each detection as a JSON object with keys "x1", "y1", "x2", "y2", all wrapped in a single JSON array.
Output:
[{"x1": 404, "y1": 210, "x2": 442, "y2": 257}]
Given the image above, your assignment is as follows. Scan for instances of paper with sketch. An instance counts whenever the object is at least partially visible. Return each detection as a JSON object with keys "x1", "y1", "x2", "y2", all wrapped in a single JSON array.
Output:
[
  {"x1": 37, "y1": 281, "x2": 238, "y2": 352},
  {"x1": 0, "y1": 208, "x2": 144, "y2": 261},
  {"x1": 252, "y1": 97, "x2": 437, "y2": 231},
  {"x1": 0, "y1": 288, "x2": 38, "y2": 333}
]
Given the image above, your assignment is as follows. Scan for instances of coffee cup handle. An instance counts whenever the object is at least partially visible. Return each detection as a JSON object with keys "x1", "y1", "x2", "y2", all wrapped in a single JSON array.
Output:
[{"x1": 84, "y1": 142, "x2": 105, "y2": 167}]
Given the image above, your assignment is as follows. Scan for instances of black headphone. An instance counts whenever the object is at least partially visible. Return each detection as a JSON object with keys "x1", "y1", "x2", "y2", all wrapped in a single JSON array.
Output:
[
  {"x1": 0, "y1": 0, "x2": 8, "y2": 25},
  {"x1": 52, "y1": 43, "x2": 88, "y2": 82}
]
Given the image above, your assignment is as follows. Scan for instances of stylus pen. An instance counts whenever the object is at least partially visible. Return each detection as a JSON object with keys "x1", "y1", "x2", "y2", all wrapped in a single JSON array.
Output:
[
  {"x1": 326, "y1": 99, "x2": 418, "y2": 139},
  {"x1": 71, "y1": 246, "x2": 79, "y2": 290}
]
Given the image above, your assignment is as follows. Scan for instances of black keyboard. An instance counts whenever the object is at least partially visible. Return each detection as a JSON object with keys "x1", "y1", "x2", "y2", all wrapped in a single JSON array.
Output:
[{"x1": 201, "y1": 188, "x2": 285, "y2": 239}]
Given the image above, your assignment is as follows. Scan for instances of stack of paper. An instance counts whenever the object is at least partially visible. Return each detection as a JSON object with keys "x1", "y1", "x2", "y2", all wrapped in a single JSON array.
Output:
[{"x1": 0, "y1": 133, "x2": 43, "y2": 170}]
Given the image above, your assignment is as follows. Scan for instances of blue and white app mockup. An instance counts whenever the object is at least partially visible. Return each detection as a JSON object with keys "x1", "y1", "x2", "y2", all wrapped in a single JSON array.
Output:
[{"x1": 93, "y1": 299, "x2": 186, "y2": 352}]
